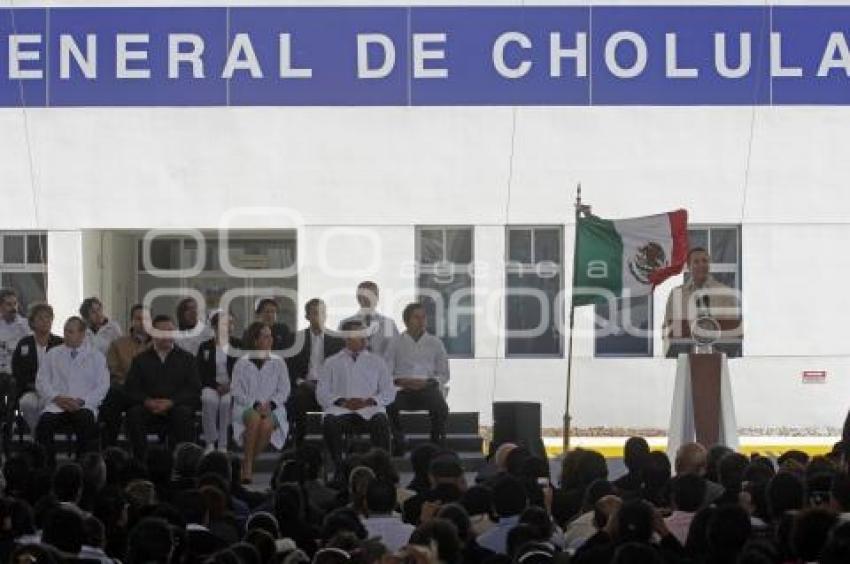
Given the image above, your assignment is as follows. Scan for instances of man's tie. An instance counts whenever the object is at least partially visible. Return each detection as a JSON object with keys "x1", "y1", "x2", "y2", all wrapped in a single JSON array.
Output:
[
  {"x1": 363, "y1": 314, "x2": 373, "y2": 351},
  {"x1": 70, "y1": 348, "x2": 79, "y2": 360}
]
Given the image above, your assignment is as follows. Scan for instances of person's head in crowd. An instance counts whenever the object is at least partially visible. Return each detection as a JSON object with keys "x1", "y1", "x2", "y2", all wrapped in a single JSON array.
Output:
[
  {"x1": 363, "y1": 448, "x2": 401, "y2": 486},
  {"x1": 623, "y1": 436, "x2": 651, "y2": 476},
  {"x1": 27, "y1": 302, "x2": 54, "y2": 335},
  {"x1": 151, "y1": 314, "x2": 176, "y2": 353},
  {"x1": 10, "y1": 543, "x2": 62, "y2": 564},
  {"x1": 315, "y1": 532, "x2": 361, "y2": 564},
  {"x1": 244, "y1": 321, "x2": 274, "y2": 355},
  {"x1": 320, "y1": 508, "x2": 368, "y2": 542},
  {"x1": 821, "y1": 521, "x2": 850, "y2": 564},
  {"x1": 807, "y1": 455, "x2": 837, "y2": 478},
  {"x1": 205, "y1": 548, "x2": 243, "y2": 564},
  {"x1": 209, "y1": 310, "x2": 235, "y2": 342},
  {"x1": 246, "y1": 511, "x2": 280, "y2": 539},
  {"x1": 493, "y1": 442, "x2": 518, "y2": 473},
  {"x1": 348, "y1": 465, "x2": 375, "y2": 514},
  {"x1": 808, "y1": 471, "x2": 835, "y2": 508},
  {"x1": 79, "y1": 296, "x2": 105, "y2": 328},
  {"x1": 706, "y1": 504, "x2": 752, "y2": 559},
  {"x1": 176, "y1": 296, "x2": 200, "y2": 330},
  {"x1": 767, "y1": 471, "x2": 806, "y2": 521},
  {"x1": 42, "y1": 505, "x2": 85, "y2": 556},
  {"x1": 174, "y1": 442, "x2": 204, "y2": 480},
  {"x1": 364, "y1": 479, "x2": 397, "y2": 516},
  {"x1": 504, "y1": 446, "x2": 531, "y2": 478},
  {"x1": 505, "y1": 523, "x2": 541, "y2": 561},
  {"x1": 53, "y1": 461, "x2": 84, "y2": 504},
  {"x1": 3, "y1": 453, "x2": 32, "y2": 498},
  {"x1": 93, "y1": 486, "x2": 129, "y2": 535},
  {"x1": 778, "y1": 449, "x2": 810, "y2": 469},
  {"x1": 735, "y1": 541, "x2": 781, "y2": 564},
  {"x1": 612, "y1": 542, "x2": 663, "y2": 564},
  {"x1": 402, "y1": 302, "x2": 427, "y2": 337},
  {"x1": 436, "y1": 503, "x2": 473, "y2": 543},
  {"x1": 518, "y1": 505, "x2": 553, "y2": 541},
  {"x1": 356, "y1": 281, "x2": 379, "y2": 311},
  {"x1": 83, "y1": 514, "x2": 107, "y2": 550},
  {"x1": 460, "y1": 484, "x2": 494, "y2": 533},
  {"x1": 670, "y1": 474, "x2": 706, "y2": 513},
  {"x1": 231, "y1": 541, "x2": 262, "y2": 564},
  {"x1": 744, "y1": 458, "x2": 776, "y2": 485},
  {"x1": 245, "y1": 528, "x2": 277, "y2": 564},
  {"x1": 199, "y1": 472, "x2": 232, "y2": 499},
  {"x1": 129, "y1": 303, "x2": 148, "y2": 338},
  {"x1": 429, "y1": 453, "x2": 466, "y2": 492},
  {"x1": 275, "y1": 457, "x2": 309, "y2": 488},
  {"x1": 642, "y1": 451, "x2": 672, "y2": 505},
  {"x1": 580, "y1": 479, "x2": 615, "y2": 518},
  {"x1": 145, "y1": 445, "x2": 174, "y2": 486},
  {"x1": 705, "y1": 445, "x2": 733, "y2": 483},
  {"x1": 255, "y1": 298, "x2": 280, "y2": 327},
  {"x1": 125, "y1": 479, "x2": 157, "y2": 509},
  {"x1": 0, "y1": 497, "x2": 36, "y2": 538},
  {"x1": 274, "y1": 482, "x2": 308, "y2": 528},
  {"x1": 63, "y1": 316, "x2": 87, "y2": 349},
  {"x1": 830, "y1": 472, "x2": 850, "y2": 513},
  {"x1": 575, "y1": 449, "x2": 609, "y2": 488},
  {"x1": 409, "y1": 518, "x2": 462, "y2": 564},
  {"x1": 684, "y1": 506, "x2": 715, "y2": 556},
  {"x1": 718, "y1": 452, "x2": 750, "y2": 494},
  {"x1": 175, "y1": 489, "x2": 209, "y2": 526},
  {"x1": 304, "y1": 298, "x2": 327, "y2": 333},
  {"x1": 790, "y1": 507, "x2": 838, "y2": 562},
  {"x1": 615, "y1": 499, "x2": 654, "y2": 544},
  {"x1": 491, "y1": 474, "x2": 528, "y2": 519},
  {"x1": 686, "y1": 247, "x2": 710, "y2": 286},
  {"x1": 675, "y1": 442, "x2": 708, "y2": 477},
  {"x1": 198, "y1": 450, "x2": 233, "y2": 484},
  {"x1": 339, "y1": 319, "x2": 367, "y2": 353},
  {"x1": 0, "y1": 288, "x2": 20, "y2": 323},
  {"x1": 103, "y1": 446, "x2": 131, "y2": 485},
  {"x1": 80, "y1": 452, "x2": 107, "y2": 495}
]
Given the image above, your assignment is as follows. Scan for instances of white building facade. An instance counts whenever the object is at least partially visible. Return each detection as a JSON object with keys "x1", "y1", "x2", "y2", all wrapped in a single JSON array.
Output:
[{"x1": 2, "y1": 0, "x2": 849, "y2": 432}]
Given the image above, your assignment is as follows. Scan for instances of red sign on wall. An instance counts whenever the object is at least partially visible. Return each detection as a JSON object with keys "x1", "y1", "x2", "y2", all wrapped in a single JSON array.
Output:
[{"x1": 802, "y1": 371, "x2": 827, "y2": 384}]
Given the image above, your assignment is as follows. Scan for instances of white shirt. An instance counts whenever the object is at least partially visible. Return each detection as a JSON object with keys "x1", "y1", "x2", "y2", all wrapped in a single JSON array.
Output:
[
  {"x1": 384, "y1": 332, "x2": 450, "y2": 387},
  {"x1": 231, "y1": 355, "x2": 291, "y2": 449},
  {"x1": 308, "y1": 330, "x2": 325, "y2": 381},
  {"x1": 175, "y1": 322, "x2": 214, "y2": 356},
  {"x1": 0, "y1": 315, "x2": 30, "y2": 374},
  {"x1": 214, "y1": 345, "x2": 229, "y2": 384},
  {"x1": 339, "y1": 310, "x2": 399, "y2": 357},
  {"x1": 361, "y1": 515, "x2": 415, "y2": 553},
  {"x1": 85, "y1": 320, "x2": 123, "y2": 357},
  {"x1": 35, "y1": 344, "x2": 109, "y2": 416},
  {"x1": 317, "y1": 349, "x2": 396, "y2": 420}
]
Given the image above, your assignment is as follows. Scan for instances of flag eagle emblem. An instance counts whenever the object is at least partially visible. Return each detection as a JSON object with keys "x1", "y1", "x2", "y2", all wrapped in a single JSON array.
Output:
[{"x1": 628, "y1": 242, "x2": 667, "y2": 285}]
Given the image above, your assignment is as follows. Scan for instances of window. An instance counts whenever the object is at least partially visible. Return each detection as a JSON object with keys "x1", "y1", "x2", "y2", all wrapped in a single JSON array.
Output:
[
  {"x1": 505, "y1": 226, "x2": 564, "y2": 357},
  {"x1": 137, "y1": 233, "x2": 298, "y2": 332},
  {"x1": 593, "y1": 224, "x2": 742, "y2": 357},
  {"x1": 0, "y1": 232, "x2": 47, "y2": 313},
  {"x1": 415, "y1": 227, "x2": 474, "y2": 357}
]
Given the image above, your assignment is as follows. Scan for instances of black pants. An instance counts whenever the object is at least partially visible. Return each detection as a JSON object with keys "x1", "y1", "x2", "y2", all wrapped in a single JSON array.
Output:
[
  {"x1": 322, "y1": 412, "x2": 390, "y2": 470},
  {"x1": 125, "y1": 404, "x2": 194, "y2": 457},
  {"x1": 36, "y1": 409, "x2": 99, "y2": 465},
  {"x1": 387, "y1": 384, "x2": 448, "y2": 448},
  {"x1": 292, "y1": 381, "x2": 322, "y2": 445},
  {"x1": 98, "y1": 384, "x2": 130, "y2": 448},
  {"x1": 0, "y1": 373, "x2": 16, "y2": 453}
]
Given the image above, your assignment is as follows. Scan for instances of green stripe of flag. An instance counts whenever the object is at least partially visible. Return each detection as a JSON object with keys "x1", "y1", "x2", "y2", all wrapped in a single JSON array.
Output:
[{"x1": 573, "y1": 215, "x2": 623, "y2": 307}]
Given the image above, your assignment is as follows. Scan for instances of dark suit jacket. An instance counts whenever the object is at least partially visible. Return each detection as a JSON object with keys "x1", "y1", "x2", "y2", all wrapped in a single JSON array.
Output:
[
  {"x1": 11, "y1": 333, "x2": 63, "y2": 394},
  {"x1": 196, "y1": 337, "x2": 242, "y2": 389},
  {"x1": 286, "y1": 328, "x2": 345, "y2": 385},
  {"x1": 125, "y1": 347, "x2": 201, "y2": 408}
]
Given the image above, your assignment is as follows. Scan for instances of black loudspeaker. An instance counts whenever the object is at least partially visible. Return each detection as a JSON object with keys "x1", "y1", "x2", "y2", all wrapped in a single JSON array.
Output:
[{"x1": 492, "y1": 401, "x2": 546, "y2": 461}]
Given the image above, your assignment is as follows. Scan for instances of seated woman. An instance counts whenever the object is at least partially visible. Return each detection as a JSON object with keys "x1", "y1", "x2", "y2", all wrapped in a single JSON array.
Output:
[
  {"x1": 198, "y1": 310, "x2": 242, "y2": 453},
  {"x1": 231, "y1": 321, "x2": 291, "y2": 483}
]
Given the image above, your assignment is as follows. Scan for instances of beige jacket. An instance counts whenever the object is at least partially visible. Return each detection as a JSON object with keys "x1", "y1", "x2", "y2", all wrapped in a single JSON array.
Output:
[{"x1": 663, "y1": 276, "x2": 740, "y2": 352}]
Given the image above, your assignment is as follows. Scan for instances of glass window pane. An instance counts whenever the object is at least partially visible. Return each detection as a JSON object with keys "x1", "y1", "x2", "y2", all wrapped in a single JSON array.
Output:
[
  {"x1": 534, "y1": 228, "x2": 561, "y2": 263},
  {"x1": 445, "y1": 229, "x2": 472, "y2": 264},
  {"x1": 506, "y1": 272, "x2": 562, "y2": 356},
  {"x1": 595, "y1": 296, "x2": 652, "y2": 357},
  {"x1": 710, "y1": 228, "x2": 738, "y2": 264},
  {"x1": 2, "y1": 272, "x2": 46, "y2": 313},
  {"x1": 418, "y1": 230, "x2": 444, "y2": 264},
  {"x1": 26, "y1": 234, "x2": 47, "y2": 264},
  {"x1": 712, "y1": 271, "x2": 738, "y2": 290},
  {"x1": 3, "y1": 235, "x2": 24, "y2": 264},
  {"x1": 417, "y1": 272, "x2": 473, "y2": 356},
  {"x1": 139, "y1": 239, "x2": 180, "y2": 270},
  {"x1": 508, "y1": 229, "x2": 532, "y2": 264},
  {"x1": 688, "y1": 229, "x2": 708, "y2": 252}
]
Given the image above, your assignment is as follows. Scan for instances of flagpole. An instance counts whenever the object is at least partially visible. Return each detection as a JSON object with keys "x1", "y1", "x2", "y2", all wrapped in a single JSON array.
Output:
[{"x1": 563, "y1": 183, "x2": 585, "y2": 454}]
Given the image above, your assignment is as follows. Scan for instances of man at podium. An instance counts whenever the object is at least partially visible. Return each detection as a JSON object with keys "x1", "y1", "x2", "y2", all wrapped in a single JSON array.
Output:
[{"x1": 663, "y1": 247, "x2": 742, "y2": 358}]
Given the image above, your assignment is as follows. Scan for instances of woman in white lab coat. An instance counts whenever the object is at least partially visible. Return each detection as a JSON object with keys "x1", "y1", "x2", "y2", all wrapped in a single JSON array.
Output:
[{"x1": 231, "y1": 321, "x2": 290, "y2": 483}]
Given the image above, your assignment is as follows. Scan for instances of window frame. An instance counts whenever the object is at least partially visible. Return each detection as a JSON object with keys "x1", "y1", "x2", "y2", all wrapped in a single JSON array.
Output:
[{"x1": 0, "y1": 231, "x2": 48, "y2": 313}]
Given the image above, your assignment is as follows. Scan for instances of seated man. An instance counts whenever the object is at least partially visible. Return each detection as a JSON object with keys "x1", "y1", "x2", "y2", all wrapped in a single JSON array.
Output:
[
  {"x1": 287, "y1": 298, "x2": 344, "y2": 445},
  {"x1": 35, "y1": 316, "x2": 109, "y2": 465},
  {"x1": 317, "y1": 320, "x2": 395, "y2": 474},
  {"x1": 124, "y1": 314, "x2": 201, "y2": 457},
  {"x1": 384, "y1": 302, "x2": 450, "y2": 454}
]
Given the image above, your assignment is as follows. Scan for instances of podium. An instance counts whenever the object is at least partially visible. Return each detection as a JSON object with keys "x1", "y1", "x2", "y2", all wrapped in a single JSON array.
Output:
[{"x1": 666, "y1": 320, "x2": 741, "y2": 460}]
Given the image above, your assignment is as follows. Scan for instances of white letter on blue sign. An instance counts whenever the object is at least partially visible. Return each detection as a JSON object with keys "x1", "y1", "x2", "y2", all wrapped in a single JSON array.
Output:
[
  {"x1": 60, "y1": 34, "x2": 96, "y2": 79},
  {"x1": 169, "y1": 34, "x2": 205, "y2": 79},
  {"x1": 116, "y1": 34, "x2": 150, "y2": 79},
  {"x1": 770, "y1": 32, "x2": 802, "y2": 78},
  {"x1": 604, "y1": 31, "x2": 647, "y2": 79},
  {"x1": 413, "y1": 33, "x2": 448, "y2": 79},
  {"x1": 817, "y1": 32, "x2": 850, "y2": 77},
  {"x1": 665, "y1": 33, "x2": 697, "y2": 78},
  {"x1": 8, "y1": 35, "x2": 43, "y2": 80},
  {"x1": 714, "y1": 33, "x2": 751, "y2": 79},
  {"x1": 493, "y1": 32, "x2": 532, "y2": 79},
  {"x1": 223, "y1": 34, "x2": 263, "y2": 79},
  {"x1": 279, "y1": 34, "x2": 312, "y2": 78},
  {"x1": 357, "y1": 34, "x2": 396, "y2": 79},
  {"x1": 550, "y1": 32, "x2": 587, "y2": 78}
]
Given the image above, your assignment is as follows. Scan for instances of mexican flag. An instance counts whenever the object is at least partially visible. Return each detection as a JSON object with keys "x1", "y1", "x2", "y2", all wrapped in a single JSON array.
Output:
[{"x1": 572, "y1": 210, "x2": 689, "y2": 307}]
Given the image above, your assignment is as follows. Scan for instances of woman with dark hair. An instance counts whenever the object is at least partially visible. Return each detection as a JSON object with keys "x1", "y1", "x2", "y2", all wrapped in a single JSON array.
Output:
[
  {"x1": 231, "y1": 322, "x2": 291, "y2": 483},
  {"x1": 198, "y1": 310, "x2": 242, "y2": 453}
]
